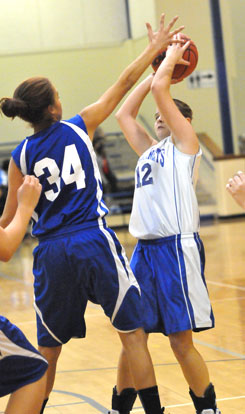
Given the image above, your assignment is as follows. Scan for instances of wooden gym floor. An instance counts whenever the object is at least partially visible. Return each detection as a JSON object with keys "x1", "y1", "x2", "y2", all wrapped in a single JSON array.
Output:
[{"x1": 0, "y1": 217, "x2": 244, "y2": 413}]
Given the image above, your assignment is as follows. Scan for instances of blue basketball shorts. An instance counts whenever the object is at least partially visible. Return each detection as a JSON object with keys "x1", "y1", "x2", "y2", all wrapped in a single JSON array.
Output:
[
  {"x1": 0, "y1": 315, "x2": 48, "y2": 397},
  {"x1": 33, "y1": 224, "x2": 142, "y2": 347},
  {"x1": 130, "y1": 233, "x2": 215, "y2": 336}
]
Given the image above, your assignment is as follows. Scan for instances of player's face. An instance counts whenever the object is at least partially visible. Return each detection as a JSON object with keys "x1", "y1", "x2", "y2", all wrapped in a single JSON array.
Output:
[{"x1": 154, "y1": 111, "x2": 170, "y2": 140}]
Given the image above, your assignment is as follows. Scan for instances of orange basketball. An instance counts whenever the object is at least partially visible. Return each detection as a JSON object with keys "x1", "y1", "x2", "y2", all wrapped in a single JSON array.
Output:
[{"x1": 151, "y1": 33, "x2": 198, "y2": 84}]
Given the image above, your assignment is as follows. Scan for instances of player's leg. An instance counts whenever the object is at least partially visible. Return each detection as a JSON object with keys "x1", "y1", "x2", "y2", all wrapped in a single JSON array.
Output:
[
  {"x1": 33, "y1": 234, "x2": 88, "y2": 413},
  {"x1": 109, "y1": 347, "x2": 138, "y2": 414},
  {"x1": 171, "y1": 332, "x2": 218, "y2": 414},
  {"x1": 38, "y1": 345, "x2": 62, "y2": 412},
  {"x1": 119, "y1": 331, "x2": 154, "y2": 390},
  {"x1": 169, "y1": 330, "x2": 221, "y2": 413},
  {"x1": 110, "y1": 330, "x2": 150, "y2": 414},
  {"x1": 166, "y1": 234, "x2": 220, "y2": 413},
  {"x1": 110, "y1": 386, "x2": 137, "y2": 414},
  {"x1": 189, "y1": 383, "x2": 221, "y2": 414},
  {"x1": 89, "y1": 228, "x2": 163, "y2": 414},
  {"x1": 169, "y1": 330, "x2": 210, "y2": 396},
  {"x1": 158, "y1": 235, "x2": 220, "y2": 413},
  {"x1": 0, "y1": 316, "x2": 48, "y2": 414},
  {"x1": 116, "y1": 347, "x2": 135, "y2": 392},
  {"x1": 109, "y1": 237, "x2": 164, "y2": 414},
  {"x1": 118, "y1": 328, "x2": 163, "y2": 414},
  {"x1": 5, "y1": 372, "x2": 47, "y2": 414},
  {"x1": 168, "y1": 330, "x2": 220, "y2": 413}
]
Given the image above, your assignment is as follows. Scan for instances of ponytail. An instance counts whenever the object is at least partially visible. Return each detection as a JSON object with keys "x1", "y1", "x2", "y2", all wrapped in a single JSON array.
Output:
[{"x1": 0, "y1": 97, "x2": 29, "y2": 119}]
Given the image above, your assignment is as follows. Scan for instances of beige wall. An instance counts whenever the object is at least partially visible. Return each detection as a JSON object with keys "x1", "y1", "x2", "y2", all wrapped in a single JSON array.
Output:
[
  {"x1": 221, "y1": 0, "x2": 245, "y2": 154},
  {"x1": 0, "y1": 41, "x2": 136, "y2": 142},
  {"x1": 0, "y1": 0, "x2": 244, "y2": 154}
]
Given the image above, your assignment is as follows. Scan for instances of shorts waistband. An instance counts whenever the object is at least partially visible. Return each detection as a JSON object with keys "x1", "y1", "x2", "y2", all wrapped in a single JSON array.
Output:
[
  {"x1": 138, "y1": 232, "x2": 199, "y2": 245},
  {"x1": 37, "y1": 218, "x2": 107, "y2": 242}
]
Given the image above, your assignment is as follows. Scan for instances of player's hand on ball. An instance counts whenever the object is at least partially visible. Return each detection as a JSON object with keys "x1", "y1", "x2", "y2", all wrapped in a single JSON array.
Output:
[
  {"x1": 152, "y1": 32, "x2": 198, "y2": 84},
  {"x1": 166, "y1": 34, "x2": 191, "y2": 66}
]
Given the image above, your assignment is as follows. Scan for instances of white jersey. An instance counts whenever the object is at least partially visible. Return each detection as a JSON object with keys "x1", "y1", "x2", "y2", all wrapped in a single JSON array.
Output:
[{"x1": 129, "y1": 136, "x2": 201, "y2": 239}]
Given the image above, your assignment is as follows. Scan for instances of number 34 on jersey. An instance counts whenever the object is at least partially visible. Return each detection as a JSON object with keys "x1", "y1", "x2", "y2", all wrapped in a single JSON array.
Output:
[{"x1": 34, "y1": 144, "x2": 85, "y2": 202}]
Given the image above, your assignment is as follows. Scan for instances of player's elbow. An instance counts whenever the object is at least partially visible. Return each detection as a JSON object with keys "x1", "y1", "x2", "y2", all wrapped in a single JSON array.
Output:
[
  {"x1": 115, "y1": 109, "x2": 122, "y2": 122},
  {"x1": 151, "y1": 80, "x2": 170, "y2": 110},
  {"x1": 151, "y1": 79, "x2": 162, "y2": 97},
  {"x1": 115, "y1": 109, "x2": 130, "y2": 130},
  {"x1": 115, "y1": 108, "x2": 126, "y2": 125}
]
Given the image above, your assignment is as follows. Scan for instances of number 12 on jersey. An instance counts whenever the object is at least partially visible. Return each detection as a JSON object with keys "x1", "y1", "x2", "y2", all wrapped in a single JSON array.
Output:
[{"x1": 136, "y1": 163, "x2": 153, "y2": 188}]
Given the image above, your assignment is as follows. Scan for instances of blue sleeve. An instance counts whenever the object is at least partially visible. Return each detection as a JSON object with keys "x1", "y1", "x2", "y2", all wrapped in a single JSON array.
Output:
[
  {"x1": 66, "y1": 114, "x2": 88, "y2": 134},
  {"x1": 11, "y1": 140, "x2": 26, "y2": 171}
]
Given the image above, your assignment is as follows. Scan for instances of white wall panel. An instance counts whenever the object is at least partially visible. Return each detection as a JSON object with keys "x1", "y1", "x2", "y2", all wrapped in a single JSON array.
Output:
[
  {"x1": 0, "y1": 0, "x2": 41, "y2": 54},
  {"x1": 0, "y1": 0, "x2": 129, "y2": 55},
  {"x1": 128, "y1": 0, "x2": 157, "y2": 39},
  {"x1": 82, "y1": 0, "x2": 128, "y2": 45},
  {"x1": 38, "y1": 0, "x2": 85, "y2": 49}
]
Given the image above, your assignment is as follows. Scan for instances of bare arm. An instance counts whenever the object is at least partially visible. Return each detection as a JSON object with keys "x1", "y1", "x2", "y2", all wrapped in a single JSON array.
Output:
[
  {"x1": 0, "y1": 175, "x2": 42, "y2": 262},
  {"x1": 116, "y1": 74, "x2": 157, "y2": 156},
  {"x1": 80, "y1": 14, "x2": 184, "y2": 139},
  {"x1": 151, "y1": 35, "x2": 199, "y2": 154},
  {"x1": 0, "y1": 159, "x2": 23, "y2": 228},
  {"x1": 226, "y1": 171, "x2": 245, "y2": 209}
]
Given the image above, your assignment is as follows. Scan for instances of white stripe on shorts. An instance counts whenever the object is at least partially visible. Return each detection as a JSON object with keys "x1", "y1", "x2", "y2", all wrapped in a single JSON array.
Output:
[
  {"x1": 98, "y1": 218, "x2": 141, "y2": 325},
  {"x1": 0, "y1": 330, "x2": 46, "y2": 363},
  {"x1": 34, "y1": 300, "x2": 63, "y2": 344},
  {"x1": 180, "y1": 234, "x2": 212, "y2": 328}
]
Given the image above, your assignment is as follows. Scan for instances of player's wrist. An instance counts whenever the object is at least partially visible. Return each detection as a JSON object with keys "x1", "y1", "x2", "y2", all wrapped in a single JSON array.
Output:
[
  {"x1": 146, "y1": 43, "x2": 164, "y2": 60},
  {"x1": 17, "y1": 203, "x2": 33, "y2": 221},
  {"x1": 164, "y1": 54, "x2": 179, "y2": 65}
]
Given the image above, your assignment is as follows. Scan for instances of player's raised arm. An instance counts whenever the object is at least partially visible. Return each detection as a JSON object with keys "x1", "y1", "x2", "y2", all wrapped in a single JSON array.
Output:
[
  {"x1": 115, "y1": 74, "x2": 158, "y2": 156},
  {"x1": 80, "y1": 14, "x2": 184, "y2": 139},
  {"x1": 151, "y1": 34, "x2": 199, "y2": 154}
]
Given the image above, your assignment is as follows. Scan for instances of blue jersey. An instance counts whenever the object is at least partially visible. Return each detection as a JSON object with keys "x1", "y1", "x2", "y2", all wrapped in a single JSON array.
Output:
[{"x1": 12, "y1": 115, "x2": 109, "y2": 238}]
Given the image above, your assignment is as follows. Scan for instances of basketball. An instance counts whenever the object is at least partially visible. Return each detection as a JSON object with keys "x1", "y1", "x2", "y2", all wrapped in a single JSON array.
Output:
[{"x1": 151, "y1": 33, "x2": 198, "y2": 84}]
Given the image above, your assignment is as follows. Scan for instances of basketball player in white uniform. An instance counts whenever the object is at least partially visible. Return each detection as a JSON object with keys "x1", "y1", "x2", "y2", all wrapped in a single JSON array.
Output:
[{"x1": 110, "y1": 36, "x2": 221, "y2": 414}]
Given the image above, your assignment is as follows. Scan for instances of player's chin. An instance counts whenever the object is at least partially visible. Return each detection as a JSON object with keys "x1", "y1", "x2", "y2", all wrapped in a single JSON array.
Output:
[{"x1": 157, "y1": 129, "x2": 168, "y2": 140}]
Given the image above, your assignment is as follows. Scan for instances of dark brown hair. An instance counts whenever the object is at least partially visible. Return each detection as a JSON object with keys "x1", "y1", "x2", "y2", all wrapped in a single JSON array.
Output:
[
  {"x1": 173, "y1": 98, "x2": 193, "y2": 120},
  {"x1": 0, "y1": 77, "x2": 55, "y2": 126}
]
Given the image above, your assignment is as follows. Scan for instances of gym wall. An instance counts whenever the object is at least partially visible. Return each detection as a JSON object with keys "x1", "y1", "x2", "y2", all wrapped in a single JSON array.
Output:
[{"x1": 0, "y1": 0, "x2": 244, "y2": 155}]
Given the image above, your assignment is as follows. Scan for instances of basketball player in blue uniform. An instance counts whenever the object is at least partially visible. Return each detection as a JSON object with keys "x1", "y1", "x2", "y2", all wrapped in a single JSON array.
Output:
[
  {"x1": 0, "y1": 13, "x2": 185, "y2": 414},
  {"x1": 0, "y1": 175, "x2": 48, "y2": 414},
  {"x1": 226, "y1": 170, "x2": 245, "y2": 209},
  {"x1": 111, "y1": 35, "x2": 221, "y2": 414}
]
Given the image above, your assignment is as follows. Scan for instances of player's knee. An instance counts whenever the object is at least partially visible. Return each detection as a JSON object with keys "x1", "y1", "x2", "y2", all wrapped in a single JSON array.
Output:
[
  {"x1": 119, "y1": 328, "x2": 147, "y2": 350},
  {"x1": 38, "y1": 345, "x2": 62, "y2": 364},
  {"x1": 169, "y1": 332, "x2": 193, "y2": 358}
]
